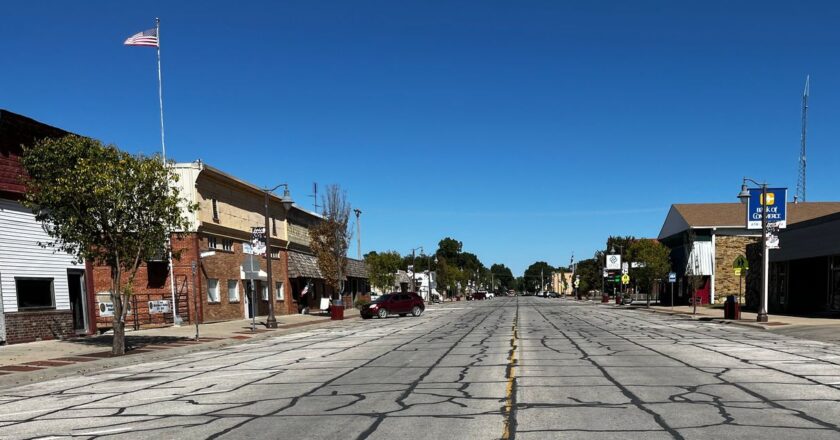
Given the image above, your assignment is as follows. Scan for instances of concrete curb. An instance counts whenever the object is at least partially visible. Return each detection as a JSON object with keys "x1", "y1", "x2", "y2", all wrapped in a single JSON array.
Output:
[
  {"x1": 0, "y1": 315, "x2": 361, "y2": 391},
  {"x1": 634, "y1": 306, "x2": 772, "y2": 329}
]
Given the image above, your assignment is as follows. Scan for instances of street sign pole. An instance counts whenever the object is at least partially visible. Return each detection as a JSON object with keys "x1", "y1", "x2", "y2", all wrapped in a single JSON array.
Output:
[{"x1": 192, "y1": 261, "x2": 199, "y2": 341}]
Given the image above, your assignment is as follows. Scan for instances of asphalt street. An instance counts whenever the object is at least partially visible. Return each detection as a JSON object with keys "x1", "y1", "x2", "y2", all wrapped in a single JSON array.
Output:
[{"x1": 2, "y1": 297, "x2": 840, "y2": 439}]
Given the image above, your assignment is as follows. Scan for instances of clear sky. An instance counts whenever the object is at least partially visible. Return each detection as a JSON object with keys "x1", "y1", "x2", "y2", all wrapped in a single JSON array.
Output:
[{"x1": 3, "y1": 1, "x2": 840, "y2": 275}]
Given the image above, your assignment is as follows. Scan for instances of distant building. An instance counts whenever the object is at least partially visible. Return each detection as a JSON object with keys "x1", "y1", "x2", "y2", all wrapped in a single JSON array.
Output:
[{"x1": 551, "y1": 271, "x2": 572, "y2": 295}]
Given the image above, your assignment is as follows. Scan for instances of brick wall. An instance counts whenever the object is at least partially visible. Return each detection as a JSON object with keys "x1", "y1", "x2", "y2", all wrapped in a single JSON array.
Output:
[
  {"x1": 91, "y1": 234, "x2": 200, "y2": 330},
  {"x1": 4, "y1": 310, "x2": 74, "y2": 344},
  {"x1": 714, "y1": 235, "x2": 758, "y2": 302},
  {"x1": 198, "y1": 233, "x2": 292, "y2": 322}
]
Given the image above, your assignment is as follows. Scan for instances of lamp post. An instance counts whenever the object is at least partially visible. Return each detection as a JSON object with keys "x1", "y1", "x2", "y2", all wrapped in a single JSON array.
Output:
[
  {"x1": 738, "y1": 178, "x2": 769, "y2": 323},
  {"x1": 353, "y1": 208, "x2": 362, "y2": 260},
  {"x1": 409, "y1": 246, "x2": 423, "y2": 293},
  {"x1": 264, "y1": 183, "x2": 294, "y2": 328}
]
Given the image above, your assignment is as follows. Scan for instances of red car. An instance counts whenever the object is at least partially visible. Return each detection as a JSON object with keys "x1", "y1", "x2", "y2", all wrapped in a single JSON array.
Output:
[{"x1": 361, "y1": 292, "x2": 425, "y2": 319}]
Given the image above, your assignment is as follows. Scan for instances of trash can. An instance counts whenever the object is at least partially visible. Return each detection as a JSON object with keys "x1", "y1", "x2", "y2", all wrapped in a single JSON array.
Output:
[
  {"x1": 602, "y1": 293, "x2": 609, "y2": 303},
  {"x1": 724, "y1": 295, "x2": 741, "y2": 320},
  {"x1": 330, "y1": 300, "x2": 344, "y2": 320}
]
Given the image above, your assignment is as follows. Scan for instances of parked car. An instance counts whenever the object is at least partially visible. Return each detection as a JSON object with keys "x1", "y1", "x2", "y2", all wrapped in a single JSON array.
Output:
[{"x1": 361, "y1": 292, "x2": 425, "y2": 319}]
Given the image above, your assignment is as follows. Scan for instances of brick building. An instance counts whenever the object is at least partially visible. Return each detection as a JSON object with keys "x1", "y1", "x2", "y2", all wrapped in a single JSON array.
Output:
[
  {"x1": 658, "y1": 202, "x2": 840, "y2": 305},
  {"x1": 91, "y1": 160, "x2": 368, "y2": 329},
  {"x1": 0, "y1": 110, "x2": 95, "y2": 344}
]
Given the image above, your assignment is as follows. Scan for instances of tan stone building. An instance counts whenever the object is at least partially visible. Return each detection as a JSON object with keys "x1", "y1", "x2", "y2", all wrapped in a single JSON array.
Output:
[
  {"x1": 551, "y1": 271, "x2": 573, "y2": 295},
  {"x1": 658, "y1": 202, "x2": 840, "y2": 305}
]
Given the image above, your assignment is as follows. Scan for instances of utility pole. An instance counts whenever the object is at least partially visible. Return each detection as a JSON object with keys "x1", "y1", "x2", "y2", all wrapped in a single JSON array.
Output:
[
  {"x1": 540, "y1": 268, "x2": 544, "y2": 295},
  {"x1": 353, "y1": 208, "x2": 362, "y2": 260}
]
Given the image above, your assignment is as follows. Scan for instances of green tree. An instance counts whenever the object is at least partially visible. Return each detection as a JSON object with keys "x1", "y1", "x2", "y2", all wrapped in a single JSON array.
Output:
[
  {"x1": 523, "y1": 261, "x2": 555, "y2": 292},
  {"x1": 575, "y1": 258, "x2": 601, "y2": 294},
  {"x1": 626, "y1": 239, "x2": 671, "y2": 294},
  {"x1": 436, "y1": 237, "x2": 463, "y2": 261},
  {"x1": 310, "y1": 184, "x2": 352, "y2": 298},
  {"x1": 364, "y1": 251, "x2": 402, "y2": 293},
  {"x1": 435, "y1": 257, "x2": 463, "y2": 298},
  {"x1": 606, "y1": 236, "x2": 637, "y2": 256},
  {"x1": 490, "y1": 263, "x2": 514, "y2": 290},
  {"x1": 22, "y1": 135, "x2": 194, "y2": 356}
]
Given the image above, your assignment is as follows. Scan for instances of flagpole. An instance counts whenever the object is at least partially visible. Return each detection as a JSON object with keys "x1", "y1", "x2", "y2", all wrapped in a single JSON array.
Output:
[
  {"x1": 156, "y1": 17, "x2": 167, "y2": 162},
  {"x1": 156, "y1": 17, "x2": 181, "y2": 326}
]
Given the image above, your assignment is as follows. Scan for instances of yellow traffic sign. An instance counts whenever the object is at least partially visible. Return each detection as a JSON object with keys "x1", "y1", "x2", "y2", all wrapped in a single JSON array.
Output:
[
  {"x1": 733, "y1": 255, "x2": 749, "y2": 271},
  {"x1": 621, "y1": 274, "x2": 630, "y2": 285},
  {"x1": 734, "y1": 267, "x2": 742, "y2": 276}
]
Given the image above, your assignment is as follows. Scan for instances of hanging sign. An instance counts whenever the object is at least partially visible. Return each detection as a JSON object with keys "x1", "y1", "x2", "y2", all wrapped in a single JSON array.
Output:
[
  {"x1": 606, "y1": 254, "x2": 621, "y2": 270},
  {"x1": 746, "y1": 188, "x2": 787, "y2": 229}
]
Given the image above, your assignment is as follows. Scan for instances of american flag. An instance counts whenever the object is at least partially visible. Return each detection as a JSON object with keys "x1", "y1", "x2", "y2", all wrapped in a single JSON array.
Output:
[{"x1": 124, "y1": 28, "x2": 158, "y2": 47}]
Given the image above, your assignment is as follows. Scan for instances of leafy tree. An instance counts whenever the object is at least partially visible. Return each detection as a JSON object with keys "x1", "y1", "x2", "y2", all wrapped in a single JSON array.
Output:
[
  {"x1": 575, "y1": 258, "x2": 601, "y2": 294},
  {"x1": 436, "y1": 237, "x2": 462, "y2": 261},
  {"x1": 626, "y1": 239, "x2": 670, "y2": 293},
  {"x1": 435, "y1": 257, "x2": 463, "y2": 298},
  {"x1": 310, "y1": 184, "x2": 352, "y2": 298},
  {"x1": 523, "y1": 261, "x2": 555, "y2": 292},
  {"x1": 606, "y1": 236, "x2": 638, "y2": 257},
  {"x1": 364, "y1": 251, "x2": 402, "y2": 293},
  {"x1": 490, "y1": 263, "x2": 514, "y2": 290},
  {"x1": 22, "y1": 135, "x2": 194, "y2": 355}
]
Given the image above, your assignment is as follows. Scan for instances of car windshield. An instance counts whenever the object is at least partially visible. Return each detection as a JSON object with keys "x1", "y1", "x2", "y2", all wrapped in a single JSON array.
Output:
[{"x1": 372, "y1": 294, "x2": 392, "y2": 303}]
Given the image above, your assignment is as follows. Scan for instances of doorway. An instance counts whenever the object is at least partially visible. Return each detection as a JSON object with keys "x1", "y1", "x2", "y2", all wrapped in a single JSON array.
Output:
[
  {"x1": 67, "y1": 270, "x2": 88, "y2": 333},
  {"x1": 244, "y1": 280, "x2": 256, "y2": 319}
]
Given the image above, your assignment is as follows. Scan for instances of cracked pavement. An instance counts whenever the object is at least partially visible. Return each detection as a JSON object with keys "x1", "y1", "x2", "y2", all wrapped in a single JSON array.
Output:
[{"x1": 2, "y1": 297, "x2": 840, "y2": 439}]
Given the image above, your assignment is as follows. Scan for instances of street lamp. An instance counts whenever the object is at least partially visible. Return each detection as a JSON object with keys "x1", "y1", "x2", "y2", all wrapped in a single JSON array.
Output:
[
  {"x1": 264, "y1": 183, "x2": 294, "y2": 328},
  {"x1": 353, "y1": 208, "x2": 362, "y2": 260},
  {"x1": 409, "y1": 246, "x2": 423, "y2": 293},
  {"x1": 738, "y1": 177, "x2": 769, "y2": 323}
]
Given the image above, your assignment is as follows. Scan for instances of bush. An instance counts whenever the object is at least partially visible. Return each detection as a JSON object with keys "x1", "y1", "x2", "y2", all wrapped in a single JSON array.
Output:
[{"x1": 354, "y1": 297, "x2": 370, "y2": 310}]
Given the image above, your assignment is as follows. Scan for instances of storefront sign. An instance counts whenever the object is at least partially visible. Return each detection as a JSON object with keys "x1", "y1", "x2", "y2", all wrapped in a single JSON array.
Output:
[{"x1": 148, "y1": 300, "x2": 171, "y2": 314}]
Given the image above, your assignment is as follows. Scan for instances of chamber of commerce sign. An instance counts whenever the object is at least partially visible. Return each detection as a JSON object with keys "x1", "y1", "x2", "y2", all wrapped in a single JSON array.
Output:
[{"x1": 746, "y1": 188, "x2": 787, "y2": 230}]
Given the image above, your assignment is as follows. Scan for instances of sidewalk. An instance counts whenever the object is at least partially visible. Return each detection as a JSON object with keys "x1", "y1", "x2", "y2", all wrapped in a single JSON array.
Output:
[
  {"x1": 0, "y1": 308, "x2": 359, "y2": 386},
  {"x1": 632, "y1": 304, "x2": 840, "y2": 345},
  {"x1": 642, "y1": 304, "x2": 840, "y2": 327}
]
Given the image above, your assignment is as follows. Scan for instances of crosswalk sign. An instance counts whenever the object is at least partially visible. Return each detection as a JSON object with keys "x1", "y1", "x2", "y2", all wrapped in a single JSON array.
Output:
[
  {"x1": 733, "y1": 255, "x2": 749, "y2": 271},
  {"x1": 621, "y1": 274, "x2": 630, "y2": 285}
]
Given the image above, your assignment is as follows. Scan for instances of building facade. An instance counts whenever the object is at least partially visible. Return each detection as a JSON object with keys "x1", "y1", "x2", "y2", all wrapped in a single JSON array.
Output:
[
  {"x1": 658, "y1": 202, "x2": 840, "y2": 306},
  {"x1": 743, "y1": 212, "x2": 840, "y2": 315},
  {"x1": 0, "y1": 110, "x2": 95, "y2": 344},
  {"x1": 551, "y1": 271, "x2": 573, "y2": 295},
  {"x1": 91, "y1": 160, "x2": 368, "y2": 328}
]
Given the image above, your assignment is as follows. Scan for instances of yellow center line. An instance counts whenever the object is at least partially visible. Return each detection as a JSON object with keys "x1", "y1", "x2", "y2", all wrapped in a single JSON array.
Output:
[{"x1": 502, "y1": 307, "x2": 519, "y2": 440}]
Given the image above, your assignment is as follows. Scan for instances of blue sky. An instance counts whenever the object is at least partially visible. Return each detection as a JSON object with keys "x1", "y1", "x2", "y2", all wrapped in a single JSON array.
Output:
[{"x1": 3, "y1": 1, "x2": 840, "y2": 275}]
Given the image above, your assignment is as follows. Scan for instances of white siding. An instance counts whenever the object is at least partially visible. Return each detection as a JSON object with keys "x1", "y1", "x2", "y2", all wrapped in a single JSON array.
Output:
[
  {"x1": 686, "y1": 241, "x2": 714, "y2": 276},
  {"x1": 0, "y1": 198, "x2": 81, "y2": 313}
]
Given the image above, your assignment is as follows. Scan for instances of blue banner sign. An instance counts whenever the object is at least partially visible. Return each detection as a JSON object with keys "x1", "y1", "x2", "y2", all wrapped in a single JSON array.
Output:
[{"x1": 747, "y1": 188, "x2": 787, "y2": 229}]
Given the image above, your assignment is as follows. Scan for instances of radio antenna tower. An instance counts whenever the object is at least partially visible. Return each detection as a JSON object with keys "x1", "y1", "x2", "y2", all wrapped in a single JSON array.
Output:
[
  {"x1": 796, "y1": 75, "x2": 810, "y2": 203},
  {"x1": 309, "y1": 182, "x2": 321, "y2": 212}
]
